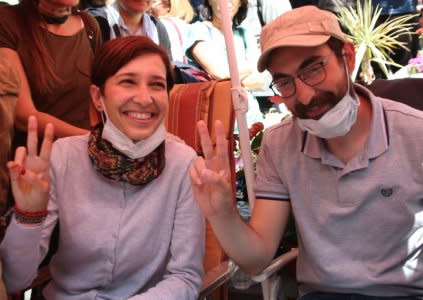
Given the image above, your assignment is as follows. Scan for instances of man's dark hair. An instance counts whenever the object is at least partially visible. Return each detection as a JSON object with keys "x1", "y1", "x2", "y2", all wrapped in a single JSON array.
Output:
[{"x1": 327, "y1": 36, "x2": 345, "y2": 59}]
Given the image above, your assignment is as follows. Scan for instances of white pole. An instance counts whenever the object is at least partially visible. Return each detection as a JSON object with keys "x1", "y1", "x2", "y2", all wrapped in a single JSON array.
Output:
[{"x1": 218, "y1": 0, "x2": 256, "y2": 211}]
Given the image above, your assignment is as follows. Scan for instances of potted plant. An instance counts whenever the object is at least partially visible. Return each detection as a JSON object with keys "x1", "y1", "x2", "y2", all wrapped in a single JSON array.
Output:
[{"x1": 335, "y1": 0, "x2": 418, "y2": 83}]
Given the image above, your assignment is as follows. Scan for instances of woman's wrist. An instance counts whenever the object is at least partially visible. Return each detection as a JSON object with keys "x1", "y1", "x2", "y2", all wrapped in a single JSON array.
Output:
[{"x1": 14, "y1": 205, "x2": 47, "y2": 224}]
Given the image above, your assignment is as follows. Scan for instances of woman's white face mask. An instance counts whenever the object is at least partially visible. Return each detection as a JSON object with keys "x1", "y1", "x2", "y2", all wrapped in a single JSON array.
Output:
[
  {"x1": 100, "y1": 98, "x2": 166, "y2": 159},
  {"x1": 297, "y1": 58, "x2": 360, "y2": 139}
]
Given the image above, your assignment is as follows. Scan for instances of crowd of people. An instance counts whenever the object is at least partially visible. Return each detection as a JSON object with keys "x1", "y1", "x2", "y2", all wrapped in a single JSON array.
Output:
[{"x1": 0, "y1": 0, "x2": 422, "y2": 299}]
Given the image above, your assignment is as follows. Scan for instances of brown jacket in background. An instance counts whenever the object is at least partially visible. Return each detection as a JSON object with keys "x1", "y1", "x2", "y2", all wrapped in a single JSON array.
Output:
[{"x1": 0, "y1": 58, "x2": 19, "y2": 220}]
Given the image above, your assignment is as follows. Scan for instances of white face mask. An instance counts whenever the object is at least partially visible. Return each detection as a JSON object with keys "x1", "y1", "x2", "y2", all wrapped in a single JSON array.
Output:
[
  {"x1": 297, "y1": 60, "x2": 360, "y2": 139},
  {"x1": 99, "y1": 97, "x2": 167, "y2": 159}
]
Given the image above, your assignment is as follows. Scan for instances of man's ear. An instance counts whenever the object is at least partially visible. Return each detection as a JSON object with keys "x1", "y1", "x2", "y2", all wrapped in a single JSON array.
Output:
[
  {"x1": 90, "y1": 84, "x2": 103, "y2": 112},
  {"x1": 342, "y1": 42, "x2": 356, "y2": 75}
]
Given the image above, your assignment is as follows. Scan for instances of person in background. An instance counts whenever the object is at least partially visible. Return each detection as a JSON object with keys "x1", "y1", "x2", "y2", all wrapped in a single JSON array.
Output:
[
  {"x1": 241, "y1": 0, "x2": 292, "y2": 55},
  {"x1": 150, "y1": 0, "x2": 195, "y2": 63},
  {"x1": 0, "y1": 36, "x2": 204, "y2": 299},
  {"x1": 289, "y1": 0, "x2": 317, "y2": 8},
  {"x1": 188, "y1": 0, "x2": 259, "y2": 85},
  {"x1": 416, "y1": 6, "x2": 423, "y2": 48},
  {"x1": 240, "y1": 0, "x2": 292, "y2": 112},
  {"x1": 189, "y1": 6, "x2": 423, "y2": 300},
  {"x1": 86, "y1": 0, "x2": 172, "y2": 60},
  {"x1": 317, "y1": 0, "x2": 356, "y2": 14},
  {"x1": 0, "y1": 0, "x2": 102, "y2": 146},
  {"x1": 187, "y1": 0, "x2": 264, "y2": 126},
  {"x1": 0, "y1": 59, "x2": 19, "y2": 235},
  {"x1": 150, "y1": 0, "x2": 170, "y2": 17},
  {"x1": 256, "y1": 0, "x2": 291, "y2": 25},
  {"x1": 189, "y1": 0, "x2": 204, "y2": 22}
]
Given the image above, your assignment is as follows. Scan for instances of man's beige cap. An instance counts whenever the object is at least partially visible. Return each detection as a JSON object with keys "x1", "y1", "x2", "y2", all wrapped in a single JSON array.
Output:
[{"x1": 257, "y1": 5, "x2": 345, "y2": 72}]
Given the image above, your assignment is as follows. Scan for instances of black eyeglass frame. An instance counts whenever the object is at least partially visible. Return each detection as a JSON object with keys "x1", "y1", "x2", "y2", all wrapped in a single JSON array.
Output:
[{"x1": 270, "y1": 54, "x2": 333, "y2": 98}]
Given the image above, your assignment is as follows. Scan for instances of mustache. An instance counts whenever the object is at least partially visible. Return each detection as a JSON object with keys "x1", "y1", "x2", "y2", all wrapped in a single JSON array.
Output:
[{"x1": 294, "y1": 91, "x2": 338, "y2": 119}]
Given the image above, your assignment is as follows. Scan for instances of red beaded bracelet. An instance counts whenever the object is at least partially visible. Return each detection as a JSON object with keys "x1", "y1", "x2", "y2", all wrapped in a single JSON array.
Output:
[{"x1": 14, "y1": 206, "x2": 47, "y2": 224}]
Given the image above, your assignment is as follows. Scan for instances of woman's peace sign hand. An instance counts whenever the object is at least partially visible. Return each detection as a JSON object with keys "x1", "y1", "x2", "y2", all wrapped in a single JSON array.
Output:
[{"x1": 7, "y1": 116, "x2": 54, "y2": 212}]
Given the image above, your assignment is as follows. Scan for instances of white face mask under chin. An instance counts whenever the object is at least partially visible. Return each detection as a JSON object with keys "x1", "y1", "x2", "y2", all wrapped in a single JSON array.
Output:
[
  {"x1": 297, "y1": 59, "x2": 360, "y2": 139},
  {"x1": 297, "y1": 89, "x2": 360, "y2": 139},
  {"x1": 99, "y1": 98, "x2": 167, "y2": 159}
]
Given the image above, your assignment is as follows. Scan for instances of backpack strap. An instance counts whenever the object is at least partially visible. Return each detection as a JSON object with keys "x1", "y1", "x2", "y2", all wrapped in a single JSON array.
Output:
[
  {"x1": 256, "y1": 0, "x2": 265, "y2": 27},
  {"x1": 150, "y1": 15, "x2": 173, "y2": 61},
  {"x1": 112, "y1": 23, "x2": 122, "y2": 38},
  {"x1": 80, "y1": 11, "x2": 97, "y2": 52},
  {"x1": 85, "y1": 6, "x2": 111, "y2": 42}
]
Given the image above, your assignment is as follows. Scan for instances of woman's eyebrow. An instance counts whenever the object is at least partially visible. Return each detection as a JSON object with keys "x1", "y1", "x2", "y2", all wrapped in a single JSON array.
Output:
[{"x1": 114, "y1": 72, "x2": 138, "y2": 78}]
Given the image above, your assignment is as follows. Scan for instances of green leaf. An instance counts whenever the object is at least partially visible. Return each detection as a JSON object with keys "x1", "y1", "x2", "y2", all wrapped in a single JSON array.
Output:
[{"x1": 335, "y1": 0, "x2": 418, "y2": 83}]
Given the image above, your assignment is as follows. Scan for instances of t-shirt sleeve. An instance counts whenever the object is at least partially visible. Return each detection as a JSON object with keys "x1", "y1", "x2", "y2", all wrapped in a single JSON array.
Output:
[
  {"x1": 0, "y1": 7, "x2": 19, "y2": 50},
  {"x1": 254, "y1": 130, "x2": 290, "y2": 201},
  {"x1": 186, "y1": 22, "x2": 209, "y2": 56}
]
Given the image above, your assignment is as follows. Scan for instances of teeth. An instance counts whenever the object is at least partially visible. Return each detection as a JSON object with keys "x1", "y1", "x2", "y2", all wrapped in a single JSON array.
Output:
[{"x1": 127, "y1": 112, "x2": 152, "y2": 120}]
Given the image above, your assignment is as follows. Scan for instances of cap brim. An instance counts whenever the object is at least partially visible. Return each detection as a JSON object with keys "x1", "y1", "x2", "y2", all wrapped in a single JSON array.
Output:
[{"x1": 257, "y1": 35, "x2": 331, "y2": 72}]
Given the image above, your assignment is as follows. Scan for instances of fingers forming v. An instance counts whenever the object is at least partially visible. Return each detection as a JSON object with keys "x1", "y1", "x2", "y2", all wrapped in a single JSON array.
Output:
[
  {"x1": 14, "y1": 147, "x2": 26, "y2": 167},
  {"x1": 214, "y1": 120, "x2": 229, "y2": 167},
  {"x1": 197, "y1": 120, "x2": 213, "y2": 160},
  {"x1": 189, "y1": 157, "x2": 205, "y2": 185},
  {"x1": 7, "y1": 147, "x2": 26, "y2": 185},
  {"x1": 40, "y1": 123, "x2": 54, "y2": 161},
  {"x1": 27, "y1": 116, "x2": 38, "y2": 157}
]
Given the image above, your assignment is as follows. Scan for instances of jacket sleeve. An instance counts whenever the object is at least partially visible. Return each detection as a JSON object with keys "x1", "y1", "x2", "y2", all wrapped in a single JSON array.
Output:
[{"x1": 0, "y1": 150, "x2": 60, "y2": 293}]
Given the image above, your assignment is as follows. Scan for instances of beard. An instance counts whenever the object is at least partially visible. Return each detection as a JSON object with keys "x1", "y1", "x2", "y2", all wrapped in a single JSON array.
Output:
[{"x1": 293, "y1": 90, "x2": 340, "y2": 120}]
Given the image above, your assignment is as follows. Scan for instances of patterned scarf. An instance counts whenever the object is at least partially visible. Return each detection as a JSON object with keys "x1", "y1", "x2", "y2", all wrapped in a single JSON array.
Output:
[{"x1": 88, "y1": 125, "x2": 165, "y2": 185}]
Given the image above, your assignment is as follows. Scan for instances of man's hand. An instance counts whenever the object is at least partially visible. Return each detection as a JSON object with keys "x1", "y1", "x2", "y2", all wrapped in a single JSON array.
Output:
[{"x1": 189, "y1": 120, "x2": 234, "y2": 218}]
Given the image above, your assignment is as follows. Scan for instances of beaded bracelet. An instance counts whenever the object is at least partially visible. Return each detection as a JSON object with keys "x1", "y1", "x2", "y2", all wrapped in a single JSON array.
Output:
[{"x1": 14, "y1": 206, "x2": 47, "y2": 225}]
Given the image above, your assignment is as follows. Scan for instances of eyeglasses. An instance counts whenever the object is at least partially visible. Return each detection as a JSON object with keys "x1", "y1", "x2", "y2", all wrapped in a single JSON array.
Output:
[{"x1": 270, "y1": 55, "x2": 333, "y2": 98}]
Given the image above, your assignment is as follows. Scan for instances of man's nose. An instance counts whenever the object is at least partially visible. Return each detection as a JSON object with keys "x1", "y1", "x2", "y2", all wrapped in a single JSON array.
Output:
[{"x1": 293, "y1": 77, "x2": 315, "y2": 106}]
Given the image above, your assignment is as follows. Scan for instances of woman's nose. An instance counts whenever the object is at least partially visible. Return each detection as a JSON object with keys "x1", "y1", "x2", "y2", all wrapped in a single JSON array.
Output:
[{"x1": 132, "y1": 85, "x2": 153, "y2": 105}]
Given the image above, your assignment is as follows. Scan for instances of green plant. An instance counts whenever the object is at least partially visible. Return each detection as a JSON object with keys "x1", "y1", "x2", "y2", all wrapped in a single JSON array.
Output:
[{"x1": 335, "y1": 0, "x2": 418, "y2": 83}]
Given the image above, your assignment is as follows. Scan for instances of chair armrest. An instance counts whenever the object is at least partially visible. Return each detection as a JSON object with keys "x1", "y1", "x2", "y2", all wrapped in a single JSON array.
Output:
[
  {"x1": 251, "y1": 248, "x2": 298, "y2": 282},
  {"x1": 198, "y1": 260, "x2": 237, "y2": 299}
]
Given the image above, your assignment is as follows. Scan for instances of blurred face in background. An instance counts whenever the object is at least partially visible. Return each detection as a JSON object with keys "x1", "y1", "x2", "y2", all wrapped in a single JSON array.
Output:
[
  {"x1": 208, "y1": 0, "x2": 241, "y2": 21},
  {"x1": 119, "y1": 0, "x2": 153, "y2": 14},
  {"x1": 38, "y1": 0, "x2": 79, "y2": 16},
  {"x1": 150, "y1": 0, "x2": 170, "y2": 17}
]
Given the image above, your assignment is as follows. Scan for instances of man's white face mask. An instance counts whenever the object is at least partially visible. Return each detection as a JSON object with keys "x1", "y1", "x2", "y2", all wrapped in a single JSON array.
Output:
[
  {"x1": 297, "y1": 57, "x2": 360, "y2": 139},
  {"x1": 99, "y1": 97, "x2": 166, "y2": 159}
]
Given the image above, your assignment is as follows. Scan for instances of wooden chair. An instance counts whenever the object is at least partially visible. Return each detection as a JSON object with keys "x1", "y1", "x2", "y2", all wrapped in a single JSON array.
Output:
[
  {"x1": 166, "y1": 79, "x2": 237, "y2": 300},
  {"x1": 168, "y1": 80, "x2": 300, "y2": 300},
  {"x1": 365, "y1": 78, "x2": 423, "y2": 110}
]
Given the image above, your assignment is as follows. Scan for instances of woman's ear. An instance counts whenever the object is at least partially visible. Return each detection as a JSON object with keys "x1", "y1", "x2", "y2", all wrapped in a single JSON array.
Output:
[{"x1": 90, "y1": 84, "x2": 103, "y2": 112}]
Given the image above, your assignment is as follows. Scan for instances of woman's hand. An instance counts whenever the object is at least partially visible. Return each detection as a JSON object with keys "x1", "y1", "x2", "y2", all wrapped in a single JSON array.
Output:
[
  {"x1": 7, "y1": 116, "x2": 54, "y2": 212},
  {"x1": 189, "y1": 120, "x2": 234, "y2": 218}
]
